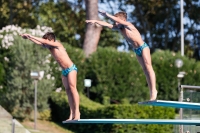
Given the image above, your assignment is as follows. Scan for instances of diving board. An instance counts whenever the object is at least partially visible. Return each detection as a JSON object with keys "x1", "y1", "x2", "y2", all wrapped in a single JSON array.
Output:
[
  {"x1": 138, "y1": 100, "x2": 200, "y2": 109},
  {"x1": 62, "y1": 119, "x2": 200, "y2": 125}
]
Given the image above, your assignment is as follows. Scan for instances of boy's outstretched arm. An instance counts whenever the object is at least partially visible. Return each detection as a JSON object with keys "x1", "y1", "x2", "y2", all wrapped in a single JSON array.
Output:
[
  {"x1": 20, "y1": 34, "x2": 42, "y2": 45},
  {"x1": 20, "y1": 34, "x2": 61, "y2": 47},
  {"x1": 99, "y1": 11, "x2": 130, "y2": 26},
  {"x1": 86, "y1": 20, "x2": 116, "y2": 29}
]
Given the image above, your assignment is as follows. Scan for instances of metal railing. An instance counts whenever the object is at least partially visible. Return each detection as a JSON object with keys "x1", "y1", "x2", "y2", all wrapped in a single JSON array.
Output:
[{"x1": 178, "y1": 85, "x2": 200, "y2": 133}]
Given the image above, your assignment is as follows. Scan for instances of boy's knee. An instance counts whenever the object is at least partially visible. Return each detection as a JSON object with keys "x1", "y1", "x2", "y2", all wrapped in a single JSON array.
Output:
[
  {"x1": 145, "y1": 64, "x2": 153, "y2": 71},
  {"x1": 69, "y1": 85, "x2": 77, "y2": 90},
  {"x1": 144, "y1": 67, "x2": 154, "y2": 74}
]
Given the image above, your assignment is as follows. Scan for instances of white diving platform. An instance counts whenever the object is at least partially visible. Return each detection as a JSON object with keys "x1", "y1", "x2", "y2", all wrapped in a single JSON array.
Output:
[
  {"x1": 62, "y1": 119, "x2": 200, "y2": 125},
  {"x1": 138, "y1": 100, "x2": 200, "y2": 110}
]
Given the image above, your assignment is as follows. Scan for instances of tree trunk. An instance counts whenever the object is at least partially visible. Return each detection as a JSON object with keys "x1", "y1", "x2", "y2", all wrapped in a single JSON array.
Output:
[{"x1": 83, "y1": 0, "x2": 102, "y2": 57}]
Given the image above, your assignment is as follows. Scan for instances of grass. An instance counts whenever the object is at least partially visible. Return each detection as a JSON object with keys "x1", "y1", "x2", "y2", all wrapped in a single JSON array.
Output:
[{"x1": 21, "y1": 120, "x2": 74, "y2": 133}]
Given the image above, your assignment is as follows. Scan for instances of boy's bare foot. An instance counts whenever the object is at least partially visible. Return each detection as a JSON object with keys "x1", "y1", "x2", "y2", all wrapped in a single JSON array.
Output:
[
  {"x1": 64, "y1": 118, "x2": 73, "y2": 121},
  {"x1": 63, "y1": 114, "x2": 73, "y2": 121},
  {"x1": 149, "y1": 90, "x2": 157, "y2": 101},
  {"x1": 63, "y1": 112, "x2": 80, "y2": 121},
  {"x1": 72, "y1": 112, "x2": 81, "y2": 120}
]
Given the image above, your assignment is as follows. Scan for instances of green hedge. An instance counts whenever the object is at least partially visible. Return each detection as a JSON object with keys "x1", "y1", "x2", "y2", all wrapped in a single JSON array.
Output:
[
  {"x1": 50, "y1": 92, "x2": 175, "y2": 133},
  {"x1": 48, "y1": 47, "x2": 199, "y2": 132},
  {"x1": 85, "y1": 47, "x2": 148, "y2": 103},
  {"x1": 83, "y1": 48, "x2": 200, "y2": 103},
  {"x1": 49, "y1": 92, "x2": 103, "y2": 122},
  {"x1": 47, "y1": 45, "x2": 200, "y2": 107},
  {"x1": 152, "y1": 50, "x2": 200, "y2": 101}
]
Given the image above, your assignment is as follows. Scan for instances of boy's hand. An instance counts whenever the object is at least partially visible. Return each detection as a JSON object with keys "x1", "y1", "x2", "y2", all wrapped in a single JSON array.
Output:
[
  {"x1": 98, "y1": 10, "x2": 107, "y2": 17},
  {"x1": 20, "y1": 34, "x2": 30, "y2": 39},
  {"x1": 85, "y1": 20, "x2": 96, "y2": 24}
]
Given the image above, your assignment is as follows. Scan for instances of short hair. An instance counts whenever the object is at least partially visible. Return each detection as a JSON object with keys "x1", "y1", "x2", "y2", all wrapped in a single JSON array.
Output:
[
  {"x1": 114, "y1": 11, "x2": 127, "y2": 20},
  {"x1": 42, "y1": 32, "x2": 56, "y2": 42}
]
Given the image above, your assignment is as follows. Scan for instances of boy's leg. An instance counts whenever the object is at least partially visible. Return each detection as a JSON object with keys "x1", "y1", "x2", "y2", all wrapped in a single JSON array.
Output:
[
  {"x1": 62, "y1": 75, "x2": 74, "y2": 120},
  {"x1": 67, "y1": 70, "x2": 80, "y2": 120},
  {"x1": 136, "y1": 48, "x2": 157, "y2": 100}
]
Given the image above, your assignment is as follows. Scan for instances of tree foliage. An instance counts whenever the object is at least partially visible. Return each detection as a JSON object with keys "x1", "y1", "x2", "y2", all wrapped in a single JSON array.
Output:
[
  {"x1": 120, "y1": 0, "x2": 200, "y2": 59},
  {"x1": 0, "y1": 25, "x2": 55, "y2": 120},
  {"x1": 0, "y1": 0, "x2": 127, "y2": 52},
  {"x1": 1, "y1": 0, "x2": 200, "y2": 57},
  {"x1": 38, "y1": 1, "x2": 86, "y2": 47},
  {"x1": 0, "y1": 0, "x2": 40, "y2": 28},
  {"x1": 1, "y1": 37, "x2": 55, "y2": 119}
]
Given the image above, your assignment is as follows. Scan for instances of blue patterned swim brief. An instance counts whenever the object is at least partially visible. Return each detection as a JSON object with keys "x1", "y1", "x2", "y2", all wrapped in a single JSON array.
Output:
[
  {"x1": 133, "y1": 42, "x2": 149, "y2": 56},
  {"x1": 62, "y1": 64, "x2": 78, "y2": 76}
]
